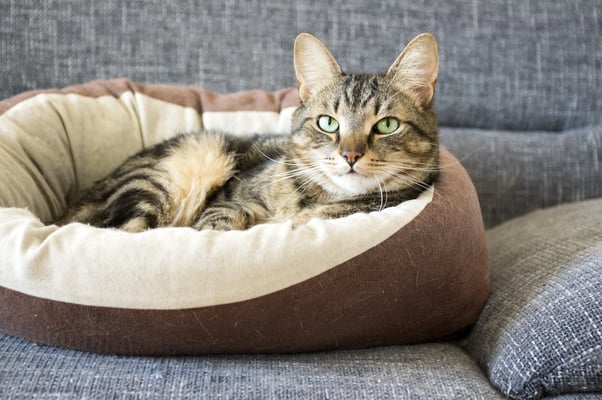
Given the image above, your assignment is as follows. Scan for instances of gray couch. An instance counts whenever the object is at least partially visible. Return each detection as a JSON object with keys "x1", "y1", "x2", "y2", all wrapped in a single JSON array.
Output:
[{"x1": 1, "y1": 1, "x2": 601, "y2": 399}]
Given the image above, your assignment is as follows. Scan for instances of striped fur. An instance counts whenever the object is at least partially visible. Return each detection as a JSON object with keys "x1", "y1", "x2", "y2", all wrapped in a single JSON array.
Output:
[{"x1": 60, "y1": 33, "x2": 440, "y2": 232}]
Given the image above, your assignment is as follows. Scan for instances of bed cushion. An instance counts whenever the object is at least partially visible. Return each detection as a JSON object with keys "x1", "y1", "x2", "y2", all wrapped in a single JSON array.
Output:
[{"x1": 0, "y1": 79, "x2": 489, "y2": 355}]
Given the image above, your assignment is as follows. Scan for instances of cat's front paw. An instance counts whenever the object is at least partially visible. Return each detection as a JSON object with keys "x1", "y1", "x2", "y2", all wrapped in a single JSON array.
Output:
[
  {"x1": 195, "y1": 218, "x2": 239, "y2": 231},
  {"x1": 194, "y1": 207, "x2": 250, "y2": 231}
]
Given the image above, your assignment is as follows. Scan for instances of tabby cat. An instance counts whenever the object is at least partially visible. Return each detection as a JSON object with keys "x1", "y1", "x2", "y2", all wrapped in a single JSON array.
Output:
[{"x1": 59, "y1": 33, "x2": 440, "y2": 232}]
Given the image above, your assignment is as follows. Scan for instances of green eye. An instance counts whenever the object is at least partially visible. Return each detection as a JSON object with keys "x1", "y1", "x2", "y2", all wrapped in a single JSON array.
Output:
[
  {"x1": 374, "y1": 117, "x2": 400, "y2": 135},
  {"x1": 317, "y1": 115, "x2": 339, "y2": 133}
]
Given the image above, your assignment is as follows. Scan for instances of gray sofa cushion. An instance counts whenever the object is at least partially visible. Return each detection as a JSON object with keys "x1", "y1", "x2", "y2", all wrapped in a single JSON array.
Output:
[
  {"x1": 466, "y1": 199, "x2": 602, "y2": 399},
  {"x1": 0, "y1": 334, "x2": 505, "y2": 399},
  {"x1": 440, "y1": 126, "x2": 602, "y2": 228}
]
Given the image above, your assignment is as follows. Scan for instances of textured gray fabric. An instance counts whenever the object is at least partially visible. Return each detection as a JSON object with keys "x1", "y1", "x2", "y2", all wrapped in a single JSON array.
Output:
[
  {"x1": 0, "y1": 333, "x2": 505, "y2": 400},
  {"x1": 466, "y1": 199, "x2": 602, "y2": 399},
  {"x1": 440, "y1": 126, "x2": 602, "y2": 228},
  {"x1": 1, "y1": 0, "x2": 601, "y2": 131}
]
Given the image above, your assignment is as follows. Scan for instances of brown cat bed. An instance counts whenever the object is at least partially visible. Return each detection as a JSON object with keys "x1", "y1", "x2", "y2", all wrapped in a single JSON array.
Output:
[{"x1": 0, "y1": 80, "x2": 489, "y2": 355}]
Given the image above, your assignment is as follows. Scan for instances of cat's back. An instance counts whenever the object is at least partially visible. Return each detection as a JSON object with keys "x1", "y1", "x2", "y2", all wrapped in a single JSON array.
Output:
[{"x1": 228, "y1": 133, "x2": 290, "y2": 171}]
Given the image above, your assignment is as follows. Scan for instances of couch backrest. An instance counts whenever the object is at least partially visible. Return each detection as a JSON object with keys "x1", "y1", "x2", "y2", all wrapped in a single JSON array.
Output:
[{"x1": 1, "y1": 0, "x2": 600, "y2": 131}]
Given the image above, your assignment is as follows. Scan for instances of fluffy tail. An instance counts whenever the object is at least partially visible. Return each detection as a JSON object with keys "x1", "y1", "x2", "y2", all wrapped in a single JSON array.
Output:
[{"x1": 159, "y1": 133, "x2": 237, "y2": 228}]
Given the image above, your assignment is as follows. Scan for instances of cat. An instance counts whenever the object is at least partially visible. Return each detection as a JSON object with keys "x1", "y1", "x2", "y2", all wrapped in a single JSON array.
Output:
[{"x1": 59, "y1": 32, "x2": 440, "y2": 232}]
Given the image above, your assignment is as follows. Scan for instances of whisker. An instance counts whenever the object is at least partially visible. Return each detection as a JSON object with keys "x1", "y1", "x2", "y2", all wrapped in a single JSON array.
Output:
[
  {"x1": 377, "y1": 166, "x2": 451, "y2": 207},
  {"x1": 375, "y1": 162, "x2": 441, "y2": 174},
  {"x1": 251, "y1": 143, "x2": 299, "y2": 167},
  {"x1": 376, "y1": 178, "x2": 388, "y2": 211},
  {"x1": 270, "y1": 165, "x2": 323, "y2": 184},
  {"x1": 439, "y1": 144, "x2": 487, "y2": 167},
  {"x1": 293, "y1": 172, "x2": 325, "y2": 197}
]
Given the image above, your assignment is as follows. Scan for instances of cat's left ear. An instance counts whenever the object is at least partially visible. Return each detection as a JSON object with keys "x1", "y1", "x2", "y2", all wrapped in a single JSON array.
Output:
[
  {"x1": 387, "y1": 33, "x2": 439, "y2": 106},
  {"x1": 294, "y1": 33, "x2": 342, "y2": 103}
]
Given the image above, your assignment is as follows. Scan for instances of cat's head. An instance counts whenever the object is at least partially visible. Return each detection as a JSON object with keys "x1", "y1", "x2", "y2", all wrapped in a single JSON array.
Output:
[{"x1": 291, "y1": 33, "x2": 439, "y2": 198}]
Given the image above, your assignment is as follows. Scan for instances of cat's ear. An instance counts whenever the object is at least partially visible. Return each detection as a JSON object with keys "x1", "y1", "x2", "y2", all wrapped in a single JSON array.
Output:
[
  {"x1": 387, "y1": 33, "x2": 439, "y2": 106},
  {"x1": 294, "y1": 33, "x2": 342, "y2": 103}
]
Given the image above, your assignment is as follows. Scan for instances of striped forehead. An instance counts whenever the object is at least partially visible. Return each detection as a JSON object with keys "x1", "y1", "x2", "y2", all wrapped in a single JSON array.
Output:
[{"x1": 332, "y1": 74, "x2": 385, "y2": 115}]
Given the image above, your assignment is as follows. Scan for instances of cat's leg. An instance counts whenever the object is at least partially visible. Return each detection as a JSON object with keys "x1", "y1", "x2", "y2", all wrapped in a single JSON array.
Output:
[
  {"x1": 291, "y1": 202, "x2": 378, "y2": 226},
  {"x1": 193, "y1": 202, "x2": 265, "y2": 231},
  {"x1": 193, "y1": 204, "x2": 251, "y2": 231}
]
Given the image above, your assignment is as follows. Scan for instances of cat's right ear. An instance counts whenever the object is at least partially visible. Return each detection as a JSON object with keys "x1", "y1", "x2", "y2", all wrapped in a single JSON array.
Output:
[
  {"x1": 387, "y1": 33, "x2": 439, "y2": 106},
  {"x1": 294, "y1": 33, "x2": 342, "y2": 103}
]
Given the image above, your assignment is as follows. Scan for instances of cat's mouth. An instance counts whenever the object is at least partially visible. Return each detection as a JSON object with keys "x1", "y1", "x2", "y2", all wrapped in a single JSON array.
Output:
[
  {"x1": 321, "y1": 166, "x2": 384, "y2": 196},
  {"x1": 342, "y1": 163, "x2": 370, "y2": 177},
  {"x1": 335, "y1": 166, "x2": 364, "y2": 178},
  {"x1": 314, "y1": 158, "x2": 383, "y2": 195},
  {"x1": 331, "y1": 161, "x2": 374, "y2": 180}
]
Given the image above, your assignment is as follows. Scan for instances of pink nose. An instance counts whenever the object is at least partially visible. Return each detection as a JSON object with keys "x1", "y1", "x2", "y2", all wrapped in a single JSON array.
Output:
[{"x1": 341, "y1": 150, "x2": 363, "y2": 166}]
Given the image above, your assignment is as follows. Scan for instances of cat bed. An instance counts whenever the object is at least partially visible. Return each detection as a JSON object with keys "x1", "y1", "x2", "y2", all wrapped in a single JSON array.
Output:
[{"x1": 0, "y1": 79, "x2": 489, "y2": 355}]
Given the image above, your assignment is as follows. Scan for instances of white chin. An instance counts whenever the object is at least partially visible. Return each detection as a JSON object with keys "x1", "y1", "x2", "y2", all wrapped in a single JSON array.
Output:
[{"x1": 327, "y1": 173, "x2": 381, "y2": 196}]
